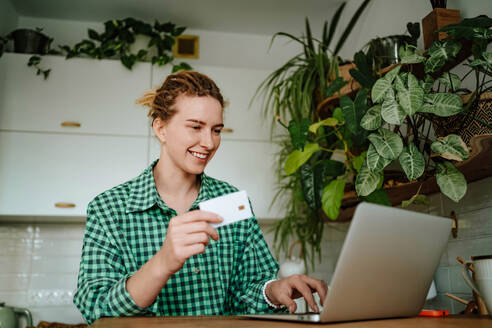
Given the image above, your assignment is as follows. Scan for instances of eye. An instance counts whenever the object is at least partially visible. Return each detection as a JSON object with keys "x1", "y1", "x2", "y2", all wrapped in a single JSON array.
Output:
[
  {"x1": 213, "y1": 129, "x2": 222, "y2": 135},
  {"x1": 191, "y1": 125, "x2": 200, "y2": 130}
]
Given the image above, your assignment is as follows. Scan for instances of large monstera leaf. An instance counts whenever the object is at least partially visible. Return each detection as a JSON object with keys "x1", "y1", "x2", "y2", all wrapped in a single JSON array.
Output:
[
  {"x1": 431, "y1": 134, "x2": 469, "y2": 161},
  {"x1": 368, "y1": 128, "x2": 403, "y2": 160},
  {"x1": 420, "y1": 93, "x2": 463, "y2": 117},
  {"x1": 398, "y1": 143, "x2": 425, "y2": 181},
  {"x1": 436, "y1": 161, "x2": 467, "y2": 202}
]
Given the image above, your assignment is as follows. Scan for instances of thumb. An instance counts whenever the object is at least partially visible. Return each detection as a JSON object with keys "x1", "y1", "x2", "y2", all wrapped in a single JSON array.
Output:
[{"x1": 277, "y1": 294, "x2": 297, "y2": 313}]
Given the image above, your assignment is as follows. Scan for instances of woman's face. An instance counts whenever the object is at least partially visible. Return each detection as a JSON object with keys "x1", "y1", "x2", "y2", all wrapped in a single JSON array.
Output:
[{"x1": 154, "y1": 94, "x2": 223, "y2": 175}]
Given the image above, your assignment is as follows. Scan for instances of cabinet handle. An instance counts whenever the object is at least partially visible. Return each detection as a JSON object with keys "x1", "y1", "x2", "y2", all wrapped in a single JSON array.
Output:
[
  {"x1": 55, "y1": 202, "x2": 76, "y2": 208},
  {"x1": 222, "y1": 128, "x2": 233, "y2": 133},
  {"x1": 61, "y1": 121, "x2": 81, "y2": 128}
]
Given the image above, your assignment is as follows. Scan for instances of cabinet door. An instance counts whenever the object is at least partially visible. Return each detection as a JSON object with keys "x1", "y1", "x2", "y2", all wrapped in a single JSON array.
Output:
[
  {"x1": 151, "y1": 65, "x2": 279, "y2": 141},
  {"x1": 0, "y1": 53, "x2": 151, "y2": 136},
  {"x1": 149, "y1": 137, "x2": 285, "y2": 219},
  {"x1": 0, "y1": 131, "x2": 148, "y2": 216}
]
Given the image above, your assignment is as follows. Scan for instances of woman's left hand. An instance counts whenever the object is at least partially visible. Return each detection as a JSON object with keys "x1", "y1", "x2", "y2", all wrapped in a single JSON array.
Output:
[{"x1": 265, "y1": 274, "x2": 328, "y2": 313}]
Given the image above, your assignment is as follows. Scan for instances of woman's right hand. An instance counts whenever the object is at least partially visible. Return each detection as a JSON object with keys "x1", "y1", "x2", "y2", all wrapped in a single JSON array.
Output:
[{"x1": 158, "y1": 210, "x2": 223, "y2": 276}]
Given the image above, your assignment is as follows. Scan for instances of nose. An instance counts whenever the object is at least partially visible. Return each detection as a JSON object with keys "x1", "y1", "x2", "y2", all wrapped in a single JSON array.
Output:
[{"x1": 201, "y1": 130, "x2": 216, "y2": 150}]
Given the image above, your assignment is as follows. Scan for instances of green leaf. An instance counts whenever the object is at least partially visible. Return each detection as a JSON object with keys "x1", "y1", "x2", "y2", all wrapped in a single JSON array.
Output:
[
  {"x1": 300, "y1": 163, "x2": 318, "y2": 211},
  {"x1": 366, "y1": 143, "x2": 392, "y2": 172},
  {"x1": 355, "y1": 164, "x2": 381, "y2": 197},
  {"x1": 325, "y1": 76, "x2": 348, "y2": 98},
  {"x1": 420, "y1": 93, "x2": 463, "y2": 117},
  {"x1": 436, "y1": 161, "x2": 467, "y2": 202},
  {"x1": 288, "y1": 118, "x2": 311, "y2": 151},
  {"x1": 398, "y1": 143, "x2": 425, "y2": 181},
  {"x1": 368, "y1": 128, "x2": 403, "y2": 160},
  {"x1": 309, "y1": 117, "x2": 338, "y2": 134},
  {"x1": 381, "y1": 88, "x2": 406, "y2": 124},
  {"x1": 371, "y1": 78, "x2": 392, "y2": 104},
  {"x1": 438, "y1": 72, "x2": 461, "y2": 91},
  {"x1": 333, "y1": 107, "x2": 344, "y2": 123},
  {"x1": 352, "y1": 151, "x2": 367, "y2": 173},
  {"x1": 361, "y1": 104, "x2": 382, "y2": 131},
  {"x1": 425, "y1": 39, "x2": 461, "y2": 73},
  {"x1": 350, "y1": 50, "x2": 376, "y2": 89},
  {"x1": 322, "y1": 179, "x2": 346, "y2": 220},
  {"x1": 322, "y1": 159, "x2": 345, "y2": 177},
  {"x1": 431, "y1": 134, "x2": 469, "y2": 161},
  {"x1": 340, "y1": 89, "x2": 368, "y2": 134},
  {"x1": 421, "y1": 75, "x2": 435, "y2": 93},
  {"x1": 397, "y1": 73, "x2": 424, "y2": 116},
  {"x1": 384, "y1": 65, "x2": 402, "y2": 83},
  {"x1": 362, "y1": 189, "x2": 391, "y2": 206},
  {"x1": 402, "y1": 194, "x2": 430, "y2": 208},
  {"x1": 284, "y1": 143, "x2": 320, "y2": 175},
  {"x1": 88, "y1": 29, "x2": 100, "y2": 41}
]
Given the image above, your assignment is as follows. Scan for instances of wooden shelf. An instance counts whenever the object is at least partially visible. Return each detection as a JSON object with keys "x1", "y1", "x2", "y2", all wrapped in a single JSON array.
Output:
[{"x1": 331, "y1": 134, "x2": 492, "y2": 222}]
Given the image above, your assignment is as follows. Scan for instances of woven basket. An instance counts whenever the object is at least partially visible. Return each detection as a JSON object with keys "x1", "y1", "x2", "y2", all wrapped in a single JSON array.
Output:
[{"x1": 432, "y1": 92, "x2": 492, "y2": 146}]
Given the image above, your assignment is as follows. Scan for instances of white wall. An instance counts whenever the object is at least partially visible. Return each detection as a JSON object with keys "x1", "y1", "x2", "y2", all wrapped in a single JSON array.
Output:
[{"x1": 0, "y1": 0, "x2": 18, "y2": 36}]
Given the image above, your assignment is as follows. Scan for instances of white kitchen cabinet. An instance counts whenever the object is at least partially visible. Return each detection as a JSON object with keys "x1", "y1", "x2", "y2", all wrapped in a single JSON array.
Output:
[
  {"x1": 149, "y1": 137, "x2": 285, "y2": 219},
  {"x1": 0, "y1": 53, "x2": 151, "y2": 136},
  {"x1": 151, "y1": 65, "x2": 279, "y2": 141},
  {"x1": 0, "y1": 131, "x2": 147, "y2": 216}
]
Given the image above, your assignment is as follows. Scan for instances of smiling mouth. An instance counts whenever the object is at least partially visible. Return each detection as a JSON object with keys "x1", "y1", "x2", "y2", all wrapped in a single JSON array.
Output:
[{"x1": 189, "y1": 150, "x2": 209, "y2": 160}]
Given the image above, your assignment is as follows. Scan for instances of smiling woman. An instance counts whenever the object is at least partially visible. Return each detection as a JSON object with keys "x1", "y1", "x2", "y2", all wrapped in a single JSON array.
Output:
[{"x1": 72, "y1": 70, "x2": 327, "y2": 324}]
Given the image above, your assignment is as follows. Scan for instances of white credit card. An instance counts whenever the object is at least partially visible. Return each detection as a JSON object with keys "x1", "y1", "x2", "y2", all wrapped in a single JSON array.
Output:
[{"x1": 199, "y1": 190, "x2": 253, "y2": 228}]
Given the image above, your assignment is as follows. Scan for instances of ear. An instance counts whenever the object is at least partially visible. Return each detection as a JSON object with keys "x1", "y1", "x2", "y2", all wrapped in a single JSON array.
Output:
[{"x1": 152, "y1": 117, "x2": 167, "y2": 144}]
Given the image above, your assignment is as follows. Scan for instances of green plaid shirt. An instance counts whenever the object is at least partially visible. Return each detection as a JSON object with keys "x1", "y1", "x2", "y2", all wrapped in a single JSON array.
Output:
[{"x1": 73, "y1": 160, "x2": 283, "y2": 324}]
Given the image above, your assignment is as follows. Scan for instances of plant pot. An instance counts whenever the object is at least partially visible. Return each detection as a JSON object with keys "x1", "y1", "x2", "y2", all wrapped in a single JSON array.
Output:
[
  {"x1": 422, "y1": 8, "x2": 461, "y2": 49},
  {"x1": 432, "y1": 92, "x2": 492, "y2": 146},
  {"x1": 7, "y1": 29, "x2": 52, "y2": 54},
  {"x1": 366, "y1": 35, "x2": 416, "y2": 68}
]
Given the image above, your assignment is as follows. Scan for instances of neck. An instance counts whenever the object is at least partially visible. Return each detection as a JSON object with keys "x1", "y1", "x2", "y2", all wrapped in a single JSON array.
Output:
[{"x1": 153, "y1": 158, "x2": 200, "y2": 199}]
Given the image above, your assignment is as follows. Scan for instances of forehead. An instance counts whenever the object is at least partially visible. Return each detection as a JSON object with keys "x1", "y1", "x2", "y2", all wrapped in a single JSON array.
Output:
[{"x1": 172, "y1": 95, "x2": 223, "y2": 121}]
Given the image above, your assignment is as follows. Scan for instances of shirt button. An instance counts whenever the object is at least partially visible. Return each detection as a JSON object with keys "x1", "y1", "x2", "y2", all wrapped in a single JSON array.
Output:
[{"x1": 194, "y1": 267, "x2": 200, "y2": 274}]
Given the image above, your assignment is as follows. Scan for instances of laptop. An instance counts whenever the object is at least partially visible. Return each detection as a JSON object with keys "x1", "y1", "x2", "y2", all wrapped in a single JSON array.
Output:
[{"x1": 244, "y1": 202, "x2": 452, "y2": 323}]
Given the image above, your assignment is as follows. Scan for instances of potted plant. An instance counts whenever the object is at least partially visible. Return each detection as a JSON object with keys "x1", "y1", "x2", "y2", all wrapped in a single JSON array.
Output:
[
  {"x1": 6, "y1": 27, "x2": 53, "y2": 54},
  {"x1": 254, "y1": 0, "x2": 373, "y2": 268},
  {"x1": 422, "y1": 0, "x2": 461, "y2": 49},
  {"x1": 59, "y1": 17, "x2": 192, "y2": 72}
]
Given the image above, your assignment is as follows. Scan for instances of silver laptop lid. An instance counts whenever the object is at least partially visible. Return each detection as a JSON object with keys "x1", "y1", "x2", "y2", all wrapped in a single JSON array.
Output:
[{"x1": 321, "y1": 202, "x2": 452, "y2": 322}]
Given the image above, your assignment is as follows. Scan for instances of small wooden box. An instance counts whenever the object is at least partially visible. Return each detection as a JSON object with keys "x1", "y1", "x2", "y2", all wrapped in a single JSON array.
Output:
[{"x1": 422, "y1": 8, "x2": 461, "y2": 49}]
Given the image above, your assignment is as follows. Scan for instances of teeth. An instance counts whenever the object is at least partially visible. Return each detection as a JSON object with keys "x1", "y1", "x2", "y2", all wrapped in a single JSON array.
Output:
[{"x1": 191, "y1": 151, "x2": 207, "y2": 159}]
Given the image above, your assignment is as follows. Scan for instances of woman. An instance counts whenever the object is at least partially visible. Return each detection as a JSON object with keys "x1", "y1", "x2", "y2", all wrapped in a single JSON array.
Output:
[{"x1": 73, "y1": 71, "x2": 327, "y2": 324}]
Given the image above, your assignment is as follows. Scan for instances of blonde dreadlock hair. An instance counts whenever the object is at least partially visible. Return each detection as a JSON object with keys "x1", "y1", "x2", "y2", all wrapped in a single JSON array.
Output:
[{"x1": 136, "y1": 71, "x2": 225, "y2": 124}]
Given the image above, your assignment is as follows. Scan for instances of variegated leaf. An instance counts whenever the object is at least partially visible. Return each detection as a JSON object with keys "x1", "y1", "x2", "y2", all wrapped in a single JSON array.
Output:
[
  {"x1": 368, "y1": 128, "x2": 403, "y2": 160},
  {"x1": 421, "y1": 75, "x2": 435, "y2": 93},
  {"x1": 366, "y1": 144, "x2": 391, "y2": 172},
  {"x1": 355, "y1": 164, "x2": 381, "y2": 197},
  {"x1": 360, "y1": 105, "x2": 382, "y2": 131},
  {"x1": 420, "y1": 93, "x2": 463, "y2": 117},
  {"x1": 398, "y1": 143, "x2": 425, "y2": 180},
  {"x1": 431, "y1": 134, "x2": 469, "y2": 161},
  {"x1": 381, "y1": 89, "x2": 406, "y2": 124},
  {"x1": 384, "y1": 65, "x2": 402, "y2": 83},
  {"x1": 397, "y1": 73, "x2": 424, "y2": 116},
  {"x1": 436, "y1": 161, "x2": 467, "y2": 202},
  {"x1": 438, "y1": 72, "x2": 461, "y2": 91},
  {"x1": 372, "y1": 78, "x2": 392, "y2": 104}
]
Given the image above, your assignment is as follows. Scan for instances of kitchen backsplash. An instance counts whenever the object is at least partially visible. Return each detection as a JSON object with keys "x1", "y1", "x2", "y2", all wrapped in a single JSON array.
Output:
[{"x1": 1, "y1": 176, "x2": 491, "y2": 324}]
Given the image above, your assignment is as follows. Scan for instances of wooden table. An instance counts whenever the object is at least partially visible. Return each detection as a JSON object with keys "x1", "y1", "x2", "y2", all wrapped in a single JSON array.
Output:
[{"x1": 90, "y1": 315, "x2": 491, "y2": 327}]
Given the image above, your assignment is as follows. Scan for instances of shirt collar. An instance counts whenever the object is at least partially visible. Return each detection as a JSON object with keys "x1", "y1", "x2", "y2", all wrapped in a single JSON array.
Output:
[{"x1": 126, "y1": 159, "x2": 213, "y2": 213}]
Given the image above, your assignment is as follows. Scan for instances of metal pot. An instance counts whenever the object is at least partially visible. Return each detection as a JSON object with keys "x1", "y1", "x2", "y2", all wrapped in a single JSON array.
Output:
[
  {"x1": 7, "y1": 28, "x2": 52, "y2": 54},
  {"x1": 0, "y1": 302, "x2": 33, "y2": 328},
  {"x1": 365, "y1": 35, "x2": 416, "y2": 68}
]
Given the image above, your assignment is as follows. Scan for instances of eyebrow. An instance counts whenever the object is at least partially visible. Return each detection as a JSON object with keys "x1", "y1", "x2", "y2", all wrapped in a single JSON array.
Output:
[{"x1": 186, "y1": 119, "x2": 224, "y2": 128}]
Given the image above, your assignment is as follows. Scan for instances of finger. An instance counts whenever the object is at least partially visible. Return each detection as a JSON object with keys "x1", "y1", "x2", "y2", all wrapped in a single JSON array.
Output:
[
  {"x1": 290, "y1": 277, "x2": 319, "y2": 313},
  {"x1": 302, "y1": 276, "x2": 329, "y2": 306},
  {"x1": 185, "y1": 221, "x2": 220, "y2": 241},
  {"x1": 276, "y1": 293, "x2": 297, "y2": 313},
  {"x1": 183, "y1": 243, "x2": 206, "y2": 258},
  {"x1": 181, "y1": 210, "x2": 223, "y2": 224},
  {"x1": 183, "y1": 232, "x2": 210, "y2": 246}
]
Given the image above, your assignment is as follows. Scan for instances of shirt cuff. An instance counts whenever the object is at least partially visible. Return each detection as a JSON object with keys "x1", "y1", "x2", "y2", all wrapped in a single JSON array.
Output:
[{"x1": 107, "y1": 273, "x2": 148, "y2": 316}]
